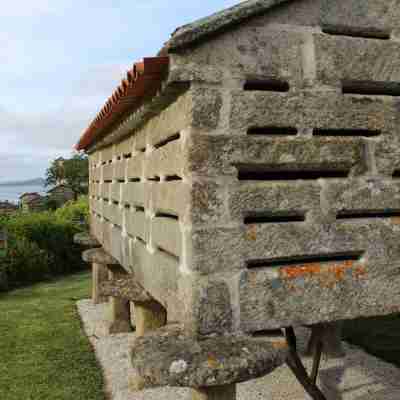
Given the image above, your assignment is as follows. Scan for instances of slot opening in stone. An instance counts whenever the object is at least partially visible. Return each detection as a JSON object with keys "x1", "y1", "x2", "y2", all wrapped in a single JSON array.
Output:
[
  {"x1": 246, "y1": 251, "x2": 364, "y2": 270},
  {"x1": 244, "y1": 212, "x2": 305, "y2": 224},
  {"x1": 322, "y1": 26, "x2": 391, "y2": 40},
  {"x1": 244, "y1": 79, "x2": 290, "y2": 92},
  {"x1": 247, "y1": 126, "x2": 298, "y2": 136},
  {"x1": 342, "y1": 80, "x2": 400, "y2": 96},
  {"x1": 313, "y1": 128, "x2": 381, "y2": 137},
  {"x1": 236, "y1": 164, "x2": 350, "y2": 181}
]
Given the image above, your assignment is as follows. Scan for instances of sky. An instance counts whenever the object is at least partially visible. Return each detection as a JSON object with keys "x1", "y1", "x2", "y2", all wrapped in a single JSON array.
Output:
[{"x1": 0, "y1": 0, "x2": 242, "y2": 182}]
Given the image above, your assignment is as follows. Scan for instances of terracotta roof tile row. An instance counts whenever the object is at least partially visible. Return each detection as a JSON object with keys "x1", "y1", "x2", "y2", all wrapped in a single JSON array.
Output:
[{"x1": 76, "y1": 56, "x2": 169, "y2": 151}]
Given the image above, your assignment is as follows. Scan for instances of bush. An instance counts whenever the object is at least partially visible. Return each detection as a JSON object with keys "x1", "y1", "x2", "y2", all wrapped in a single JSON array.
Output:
[{"x1": 0, "y1": 197, "x2": 89, "y2": 291}]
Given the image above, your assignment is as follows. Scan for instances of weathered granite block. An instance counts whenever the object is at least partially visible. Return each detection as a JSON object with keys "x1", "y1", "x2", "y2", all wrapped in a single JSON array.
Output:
[
  {"x1": 81, "y1": 0, "x2": 400, "y2": 348},
  {"x1": 314, "y1": 34, "x2": 400, "y2": 86}
]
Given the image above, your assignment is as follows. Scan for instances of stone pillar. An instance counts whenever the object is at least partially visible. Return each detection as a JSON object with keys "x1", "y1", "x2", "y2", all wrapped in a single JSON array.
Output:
[
  {"x1": 106, "y1": 266, "x2": 133, "y2": 334},
  {"x1": 92, "y1": 262, "x2": 108, "y2": 304},
  {"x1": 192, "y1": 385, "x2": 236, "y2": 400},
  {"x1": 129, "y1": 299, "x2": 167, "y2": 392},
  {"x1": 134, "y1": 300, "x2": 167, "y2": 338}
]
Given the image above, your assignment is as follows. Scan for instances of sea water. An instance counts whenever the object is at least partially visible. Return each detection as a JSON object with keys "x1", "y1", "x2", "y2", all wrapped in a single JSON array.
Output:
[{"x1": 0, "y1": 185, "x2": 46, "y2": 204}]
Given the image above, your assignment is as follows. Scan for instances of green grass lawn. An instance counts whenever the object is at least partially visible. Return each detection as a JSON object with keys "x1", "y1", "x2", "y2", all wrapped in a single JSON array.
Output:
[{"x1": 0, "y1": 272, "x2": 105, "y2": 400}]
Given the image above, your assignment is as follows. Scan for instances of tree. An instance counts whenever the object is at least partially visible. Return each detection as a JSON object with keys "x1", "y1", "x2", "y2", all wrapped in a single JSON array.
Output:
[{"x1": 46, "y1": 153, "x2": 89, "y2": 199}]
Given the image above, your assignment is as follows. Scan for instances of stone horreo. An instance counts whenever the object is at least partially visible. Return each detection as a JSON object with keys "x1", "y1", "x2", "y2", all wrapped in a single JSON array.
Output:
[{"x1": 76, "y1": 0, "x2": 400, "y2": 399}]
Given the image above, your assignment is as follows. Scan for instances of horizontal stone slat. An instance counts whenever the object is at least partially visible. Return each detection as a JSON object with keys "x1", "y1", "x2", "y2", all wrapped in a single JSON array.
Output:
[
  {"x1": 121, "y1": 182, "x2": 146, "y2": 208},
  {"x1": 102, "y1": 163, "x2": 114, "y2": 181},
  {"x1": 228, "y1": 181, "x2": 321, "y2": 222},
  {"x1": 132, "y1": 241, "x2": 180, "y2": 313},
  {"x1": 188, "y1": 135, "x2": 364, "y2": 176},
  {"x1": 151, "y1": 217, "x2": 182, "y2": 258},
  {"x1": 146, "y1": 141, "x2": 183, "y2": 179},
  {"x1": 125, "y1": 208, "x2": 148, "y2": 242},
  {"x1": 127, "y1": 153, "x2": 144, "y2": 180},
  {"x1": 314, "y1": 33, "x2": 400, "y2": 86},
  {"x1": 114, "y1": 159, "x2": 127, "y2": 181},
  {"x1": 239, "y1": 258, "x2": 400, "y2": 331}
]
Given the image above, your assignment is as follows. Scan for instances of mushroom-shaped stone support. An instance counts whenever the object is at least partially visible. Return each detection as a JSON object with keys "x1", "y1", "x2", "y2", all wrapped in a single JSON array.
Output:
[
  {"x1": 73, "y1": 232, "x2": 100, "y2": 248},
  {"x1": 131, "y1": 325, "x2": 288, "y2": 399},
  {"x1": 82, "y1": 248, "x2": 118, "y2": 305}
]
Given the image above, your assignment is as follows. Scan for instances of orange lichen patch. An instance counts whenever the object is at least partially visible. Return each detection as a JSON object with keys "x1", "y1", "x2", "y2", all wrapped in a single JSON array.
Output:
[
  {"x1": 271, "y1": 339, "x2": 288, "y2": 350},
  {"x1": 207, "y1": 354, "x2": 221, "y2": 369},
  {"x1": 280, "y1": 260, "x2": 363, "y2": 282},
  {"x1": 391, "y1": 216, "x2": 400, "y2": 225},
  {"x1": 353, "y1": 265, "x2": 367, "y2": 278},
  {"x1": 246, "y1": 225, "x2": 257, "y2": 241}
]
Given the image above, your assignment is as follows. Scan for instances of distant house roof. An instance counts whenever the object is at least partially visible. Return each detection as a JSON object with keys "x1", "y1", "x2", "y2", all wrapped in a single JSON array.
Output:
[
  {"x1": 47, "y1": 184, "x2": 73, "y2": 194},
  {"x1": 20, "y1": 192, "x2": 41, "y2": 199},
  {"x1": 75, "y1": 0, "x2": 294, "y2": 152},
  {"x1": 0, "y1": 201, "x2": 17, "y2": 210}
]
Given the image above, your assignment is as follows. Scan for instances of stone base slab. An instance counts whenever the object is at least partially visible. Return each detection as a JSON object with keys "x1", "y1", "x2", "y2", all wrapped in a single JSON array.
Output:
[{"x1": 77, "y1": 299, "x2": 400, "y2": 400}]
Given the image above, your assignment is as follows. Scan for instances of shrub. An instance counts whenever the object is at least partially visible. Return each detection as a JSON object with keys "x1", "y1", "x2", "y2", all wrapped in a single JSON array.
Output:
[
  {"x1": 55, "y1": 196, "x2": 89, "y2": 227},
  {"x1": 0, "y1": 197, "x2": 89, "y2": 291}
]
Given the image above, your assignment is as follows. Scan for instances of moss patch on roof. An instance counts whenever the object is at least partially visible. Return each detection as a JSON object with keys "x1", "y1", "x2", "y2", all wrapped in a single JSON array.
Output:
[{"x1": 164, "y1": 0, "x2": 294, "y2": 51}]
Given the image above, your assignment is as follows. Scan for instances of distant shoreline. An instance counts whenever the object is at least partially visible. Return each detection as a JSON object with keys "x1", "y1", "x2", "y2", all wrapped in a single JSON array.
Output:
[{"x1": 0, "y1": 178, "x2": 45, "y2": 187}]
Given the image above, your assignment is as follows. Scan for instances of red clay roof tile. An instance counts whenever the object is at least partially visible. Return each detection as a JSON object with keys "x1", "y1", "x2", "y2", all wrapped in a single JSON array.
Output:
[{"x1": 76, "y1": 56, "x2": 169, "y2": 151}]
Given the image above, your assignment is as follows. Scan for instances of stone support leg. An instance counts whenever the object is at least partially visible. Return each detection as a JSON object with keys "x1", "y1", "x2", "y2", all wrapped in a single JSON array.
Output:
[
  {"x1": 108, "y1": 296, "x2": 132, "y2": 334},
  {"x1": 92, "y1": 262, "x2": 108, "y2": 304},
  {"x1": 134, "y1": 300, "x2": 167, "y2": 338},
  {"x1": 191, "y1": 385, "x2": 237, "y2": 400}
]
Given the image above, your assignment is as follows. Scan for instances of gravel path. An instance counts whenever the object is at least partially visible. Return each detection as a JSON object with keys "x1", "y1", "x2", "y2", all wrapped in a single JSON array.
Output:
[{"x1": 77, "y1": 299, "x2": 400, "y2": 400}]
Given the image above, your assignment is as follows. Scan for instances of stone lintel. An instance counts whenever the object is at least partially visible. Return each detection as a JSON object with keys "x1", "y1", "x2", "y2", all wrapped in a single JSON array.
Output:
[
  {"x1": 100, "y1": 276, "x2": 153, "y2": 303},
  {"x1": 82, "y1": 248, "x2": 119, "y2": 265},
  {"x1": 131, "y1": 325, "x2": 288, "y2": 389}
]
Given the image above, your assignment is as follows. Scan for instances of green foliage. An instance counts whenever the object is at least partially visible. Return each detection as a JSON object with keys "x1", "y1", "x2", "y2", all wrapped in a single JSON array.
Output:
[
  {"x1": 55, "y1": 196, "x2": 89, "y2": 227},
  {"x1": 0, "y1": 198, "x2": 89, "y2": 291},
  {"x1": 46, "y1": 153, "x2": 89, "y2": 198}
]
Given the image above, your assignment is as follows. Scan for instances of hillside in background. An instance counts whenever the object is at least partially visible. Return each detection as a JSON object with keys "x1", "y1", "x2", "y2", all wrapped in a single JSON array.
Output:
[{"x1": 0, "y1": 178, "x2": 45, "y2": 187}]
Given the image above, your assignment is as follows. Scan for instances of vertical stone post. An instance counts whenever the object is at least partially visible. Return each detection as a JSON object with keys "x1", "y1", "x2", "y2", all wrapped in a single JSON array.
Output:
[
  {"x1": 92, "y1": 262, "x2": 109, "y2": 304},
  {"x1": 134, "y1": 300, "x2": 167, "y2": 338},
  {"x1": 107, "y1": 266, "x2": 132, "y2": 334},
  {"x1": 129, "y1": 299, "x2": 167, "y2": 392}
]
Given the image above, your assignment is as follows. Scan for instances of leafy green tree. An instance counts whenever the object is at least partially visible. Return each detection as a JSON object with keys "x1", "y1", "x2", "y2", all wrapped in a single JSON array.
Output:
[{"x1": 46, "y1": 153, "x2": 89, "y2": 199}]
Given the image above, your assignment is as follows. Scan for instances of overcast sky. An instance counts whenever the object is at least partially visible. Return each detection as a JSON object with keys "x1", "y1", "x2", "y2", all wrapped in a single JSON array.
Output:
[{"x1": 0, "y1": 0, "x2": 241, "y2": 182}]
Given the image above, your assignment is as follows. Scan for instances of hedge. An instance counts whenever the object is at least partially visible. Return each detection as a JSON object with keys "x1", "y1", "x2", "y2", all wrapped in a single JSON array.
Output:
[{"x1": 0, "y1": 197, "x2": 89, "y2": 291}]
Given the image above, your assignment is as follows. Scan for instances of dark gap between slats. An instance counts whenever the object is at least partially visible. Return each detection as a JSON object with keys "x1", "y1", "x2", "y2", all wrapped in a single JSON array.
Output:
[
  {"x1": 244, "y1": 79, "x2": 290, "y2": 92},
  {"x1": 148, "y1": 177, "x2": 161, "y2": 182},
  {"x1": 157, "y1": 246, "x2": 180, "y2": 261},
  {"x1": 155, "y1": 212, "x2": 179, "y2": 221},
  {"x1": 236, "y1": 165, "x2": 350, "y2": 181},
  {"x1": 154, "y1": 133, "x2": 181, "y2": 149},
  {"x1": 392, "y1": 170, "x2": 400, "y2": 178},
  {"x1": 251, "y1": 329, "x2": 283, "y2": 338},
  {"x1": 313, "y1": 128, "x2": 381, "y2": 137},
  {"x1": 123, "y1": 153, "x2": 132, "y2": 159},
  {"x1": 337, "y1": 210, "x2": 400, "y2": 220},
  {"x1": 342, "y1": 80, "x2": 400, "y2": 96},
  {"x1": 135, "y1": 206, "x2": 145, "y2": 213},
  {"x1": 247, "y1": 251, "x2": 364, "y2": 270},
  {"x1": 136, "y1": 237, "x2": 147, "y2": 245},
  {"x1": 244, "y1": 212, "x2": 305, "y2": 224},
  {"x1": 248, "y1": 126, "x2": 298, "y2": 136},
  {"x1": 322, "y1": 26, "x2": 390, "y2": 40},
  {"x1": 165, "y1": 175, "x2": 182, "y2": 182},
  {"x1": 128, "y1": 178, "x2": 141, "y2": 183}
]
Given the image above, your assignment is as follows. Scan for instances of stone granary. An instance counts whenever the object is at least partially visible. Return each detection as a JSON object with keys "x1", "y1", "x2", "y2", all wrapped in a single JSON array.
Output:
[{"x1": 76, "y1": 0, "x2": 400, "y2": 399}]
